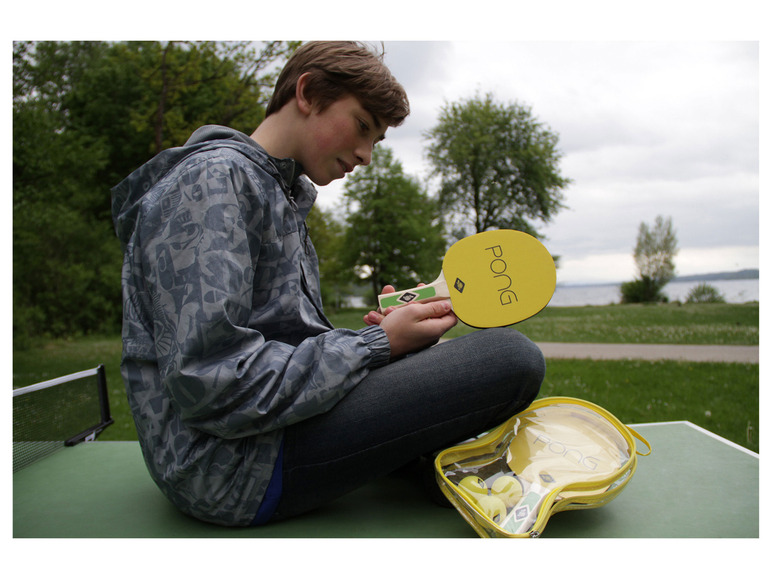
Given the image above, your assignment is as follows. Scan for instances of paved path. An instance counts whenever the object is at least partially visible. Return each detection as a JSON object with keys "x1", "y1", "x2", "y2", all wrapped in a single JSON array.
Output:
[{"x1": 535, "y1": 342, "x2": 759, "y2": 363}]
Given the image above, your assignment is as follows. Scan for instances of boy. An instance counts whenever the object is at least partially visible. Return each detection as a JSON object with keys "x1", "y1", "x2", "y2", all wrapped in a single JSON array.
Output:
[{"x1": 111, "y1": 41, "x2": 544, "y2": 527}]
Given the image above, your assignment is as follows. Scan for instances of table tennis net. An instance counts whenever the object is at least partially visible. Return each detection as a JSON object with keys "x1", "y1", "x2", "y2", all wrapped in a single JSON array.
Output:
[{"x1": 13, "y1": 365, "x2": 113, "y2": 472}]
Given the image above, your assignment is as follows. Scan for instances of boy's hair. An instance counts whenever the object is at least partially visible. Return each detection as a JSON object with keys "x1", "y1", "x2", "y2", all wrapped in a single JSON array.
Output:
[{"x1": 266, "y1": 41, "x2": 410, "y2": 128}]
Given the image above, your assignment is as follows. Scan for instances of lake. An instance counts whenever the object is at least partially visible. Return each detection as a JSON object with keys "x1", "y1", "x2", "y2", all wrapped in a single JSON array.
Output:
[
  {"x1": 343, "y1": 278, "x2": 759, "y2": 309},
  {"x1": 550, "y1": 278, "x2": 759, "y2": 307}
]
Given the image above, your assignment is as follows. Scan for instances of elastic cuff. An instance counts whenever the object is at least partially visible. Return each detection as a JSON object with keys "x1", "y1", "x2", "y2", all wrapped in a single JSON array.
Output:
[{"x1": 359, "y1": 325, "x2": 391, "y2": 368}]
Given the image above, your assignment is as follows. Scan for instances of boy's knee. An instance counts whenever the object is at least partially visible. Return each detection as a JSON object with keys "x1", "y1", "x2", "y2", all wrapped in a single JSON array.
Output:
[
  {"x1": 491, "y1": 326, "x2": 544, "y2": 367},
  {"x1": 488, "y1": 326, "x2": 545, "y2": 397}
]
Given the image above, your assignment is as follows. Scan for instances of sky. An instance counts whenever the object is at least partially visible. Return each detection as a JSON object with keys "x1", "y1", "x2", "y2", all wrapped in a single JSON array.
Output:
[{"x1": 314, "y1": 40, "x2": 760, "y2": 285}]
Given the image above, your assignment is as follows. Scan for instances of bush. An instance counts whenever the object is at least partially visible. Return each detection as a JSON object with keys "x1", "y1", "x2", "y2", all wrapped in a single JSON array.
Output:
[
  {"x1": 686, "y1": 283, "x2": 726, "y2": 304},
  {"x1": 620, "y1": 276, "x2": 668, "y2": 304}
]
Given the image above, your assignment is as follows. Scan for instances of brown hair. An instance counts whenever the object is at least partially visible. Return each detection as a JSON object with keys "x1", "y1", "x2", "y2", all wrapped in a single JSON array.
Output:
[{"x1": 266, "y1": 41, "x2": 410, "y2": 128}]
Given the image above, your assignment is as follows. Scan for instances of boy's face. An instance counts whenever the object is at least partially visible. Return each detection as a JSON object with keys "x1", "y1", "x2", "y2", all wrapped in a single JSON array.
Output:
[{"x1": 299, "y1": 94, "x2": 386, "y2": 186}]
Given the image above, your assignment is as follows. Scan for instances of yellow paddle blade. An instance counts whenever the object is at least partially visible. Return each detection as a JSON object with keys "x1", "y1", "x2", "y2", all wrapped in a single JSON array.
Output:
[{"x1": 443, "y1": 230, "x2": 556, "y2": 328}]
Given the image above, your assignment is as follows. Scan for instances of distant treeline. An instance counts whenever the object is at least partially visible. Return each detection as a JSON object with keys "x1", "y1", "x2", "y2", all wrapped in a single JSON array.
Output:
[{"x1": 673, "y1": 269, "x2": 759, "y2": 282}]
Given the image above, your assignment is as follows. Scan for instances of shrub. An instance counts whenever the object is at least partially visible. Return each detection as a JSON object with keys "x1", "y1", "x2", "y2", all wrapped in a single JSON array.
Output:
[
  {"x1": 686, "y1": 283, "x2": 726, "y2": 304},
  {"x1": 620, "y1": 276, "x2": 668, "y2": 304}
]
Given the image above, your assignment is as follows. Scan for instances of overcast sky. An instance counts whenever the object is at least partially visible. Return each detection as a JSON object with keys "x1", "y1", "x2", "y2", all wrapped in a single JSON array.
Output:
[{"x1": 315, "y1": 41, "x2": 759, "y2": 285}]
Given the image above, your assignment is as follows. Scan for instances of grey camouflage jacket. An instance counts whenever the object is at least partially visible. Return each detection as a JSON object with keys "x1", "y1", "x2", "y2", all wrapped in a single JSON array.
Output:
[{"x1": 111, "y1": 126, "x2": 391, "y2": 526}]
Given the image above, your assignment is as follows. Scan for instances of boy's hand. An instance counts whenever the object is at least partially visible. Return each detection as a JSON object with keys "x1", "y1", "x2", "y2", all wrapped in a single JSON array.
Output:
[
  {"x1": 363, "y1": 284, "x2": 396, "y2": 326},
  {"x1": 379, "y1": 299, "x2": 457, "y2": 358},
  {"x1": 363, "y1": 283, "x2": 429, "y2": 326},
  {"x1": 364, "y1": 284, "x2": 457, "y2": 358}
]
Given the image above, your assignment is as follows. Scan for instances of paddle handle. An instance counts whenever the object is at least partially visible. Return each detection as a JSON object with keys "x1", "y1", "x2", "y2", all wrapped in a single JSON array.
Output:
[
  {"x1": 377, "y1": 274, "x2": 450, "y2": 311},
  {"x1": 501, "y1": 483, "x2": 547, "y2": 534}
]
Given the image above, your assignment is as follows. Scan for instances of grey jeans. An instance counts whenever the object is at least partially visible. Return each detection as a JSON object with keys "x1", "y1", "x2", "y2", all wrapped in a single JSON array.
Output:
[{"x1": 269, "y1": 327, "x2": 545, "y2": 521}]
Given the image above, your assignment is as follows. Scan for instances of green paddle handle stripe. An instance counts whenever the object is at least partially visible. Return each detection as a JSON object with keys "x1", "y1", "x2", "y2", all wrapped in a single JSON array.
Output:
[
  {"x1": 379, "y1": 286, "x2": 438, "y2": 309},
  {"x1": 502, "y1": 489, "x2": 543, "y2": 534}
]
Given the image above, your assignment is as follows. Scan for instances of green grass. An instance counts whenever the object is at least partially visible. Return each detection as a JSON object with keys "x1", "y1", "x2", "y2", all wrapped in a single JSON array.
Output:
[
  {"x1": 446, "y1": 302, "x2": 759, "y2": 344},
  {"x1": 541, "y1": 359, "x2": 758, "y2": 454},
  {"x1": 13, "y1": 336, "x2": 133, "y2": 440},
  {"x1": 13, "y1": 303, "x2": 759, "y2": 451}
]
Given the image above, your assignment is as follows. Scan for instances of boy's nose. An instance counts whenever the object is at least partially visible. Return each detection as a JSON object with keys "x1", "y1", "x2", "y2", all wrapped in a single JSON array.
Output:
[{"x1": 355, "y1": 142, "x2": 373, "y2": 166}]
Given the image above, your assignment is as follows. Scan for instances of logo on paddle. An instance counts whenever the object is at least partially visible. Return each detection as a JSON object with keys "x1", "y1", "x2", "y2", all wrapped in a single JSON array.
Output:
[
  {"x1": 454, "y1": 278, "x2": 465, "y2": 293},
  {"x1": 397, "y1": 291, "x2": 419, "y2": 304}
]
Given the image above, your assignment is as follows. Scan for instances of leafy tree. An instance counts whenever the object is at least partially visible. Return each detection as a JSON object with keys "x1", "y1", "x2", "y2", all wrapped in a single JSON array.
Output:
[
  {"x1": 13, "y1": 41, "x2": 297, "y2": 344},
  {"x1": 14, "y1": 41, "x2": 120, "y2": 345},
  {"x1": 341, "y1": 147, "x2": 446, "y2": 303},
  {"x1": 424, "y1": 92, "x2": 569, "y2": 239},
  {"x1": 306, "y1": 205, "x2": 349, "y2": 310},
  {"x1": 621, "y1": 215, "x2": 678, "y2": 303},
  {"x1": 634, "y1": 215, "x2": 678, "y2": 285},
  {"x1": 59, "y1": 41, "x2": 298, "y2": 188}
]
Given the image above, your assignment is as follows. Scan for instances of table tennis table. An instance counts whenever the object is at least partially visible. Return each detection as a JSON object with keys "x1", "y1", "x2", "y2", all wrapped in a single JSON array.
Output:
[{"x1": 13, "y1": 420, "x2": 758, "y2": 538}]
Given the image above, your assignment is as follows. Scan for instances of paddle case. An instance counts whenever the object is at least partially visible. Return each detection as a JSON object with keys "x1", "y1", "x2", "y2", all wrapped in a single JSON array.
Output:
[{"x1": 435, "y1": 397, "x2": 651, "y2": 538}]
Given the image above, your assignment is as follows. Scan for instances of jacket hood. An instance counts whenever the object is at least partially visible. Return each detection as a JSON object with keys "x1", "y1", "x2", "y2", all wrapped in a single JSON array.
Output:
[{"x1": 111, "y1": 125, "x2": 309, "y2": 246}]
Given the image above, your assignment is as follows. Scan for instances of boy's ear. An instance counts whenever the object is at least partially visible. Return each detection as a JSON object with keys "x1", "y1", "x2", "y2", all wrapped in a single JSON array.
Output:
[{"x1": 295, "y1": 72, "x2": 314, "y2": 116}]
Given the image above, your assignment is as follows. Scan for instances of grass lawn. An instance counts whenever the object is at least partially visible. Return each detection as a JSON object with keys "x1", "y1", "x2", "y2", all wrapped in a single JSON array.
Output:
[
  {"x1": 541, "y1": 359, "x2": 758, "y2": 453},
  {"x1": 450, "y1": 302, "x2": 760, "y2": 344},
  {"x1": 13, "y1": 303, "x2": 759, "y2": 452},
  {"x1": 333, "y1": 302, "x2": 759, "y2": 344}
]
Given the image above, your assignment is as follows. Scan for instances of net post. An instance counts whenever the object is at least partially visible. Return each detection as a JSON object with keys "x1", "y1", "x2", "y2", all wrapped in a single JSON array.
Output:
[{"x1": 96, "y1": 364, "x2": 114, "y2": 427}]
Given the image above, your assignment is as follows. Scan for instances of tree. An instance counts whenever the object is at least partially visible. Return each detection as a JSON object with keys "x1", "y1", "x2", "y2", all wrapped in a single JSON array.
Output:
[
  {"x1": 424, "y1": 92, "x2": 569, "y2": 239},
  {"x1": 13, "y1": 41, "x2": 298, "y2": 344},
  {"x1": 341, "y1": 147, "x2": 446, "y2": 303},
  {"x1": 306, "y1": 205, "x2": 349, "y2": 310},
  {"x1": 14, "y1": 41, "x2": 120, "y2": 345},
  {"x1": 621, "y1": 215, "x2": 678, "y2": 303}
]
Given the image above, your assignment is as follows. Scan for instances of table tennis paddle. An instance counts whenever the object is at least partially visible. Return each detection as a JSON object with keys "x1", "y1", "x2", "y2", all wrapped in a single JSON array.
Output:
[
  {"x1": 377, "y1": 229, "x2": 556, "y2": 328},
  {"x1": 500, "y1": 406, "x2": 628, "y2": 535}
]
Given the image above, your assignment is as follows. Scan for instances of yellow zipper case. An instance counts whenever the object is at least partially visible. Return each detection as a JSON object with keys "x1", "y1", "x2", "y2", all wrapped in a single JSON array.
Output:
[{"x1": 435, "y1": 397, "x2": 651, "y2": 538}]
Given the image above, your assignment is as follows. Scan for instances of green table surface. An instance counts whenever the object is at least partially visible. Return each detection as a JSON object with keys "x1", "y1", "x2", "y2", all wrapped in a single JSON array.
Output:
[{"x1": 13, "y1": 421, "x2": 758, "y2": 538}]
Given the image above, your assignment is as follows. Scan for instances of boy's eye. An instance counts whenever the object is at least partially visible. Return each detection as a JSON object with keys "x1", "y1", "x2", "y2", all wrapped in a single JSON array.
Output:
[{"x1": 357, "y1": 115, "x2": 385, "y2": 146}]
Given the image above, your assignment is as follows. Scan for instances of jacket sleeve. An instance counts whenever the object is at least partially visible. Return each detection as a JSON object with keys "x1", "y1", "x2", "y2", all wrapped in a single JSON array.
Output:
[{"x1": 139, "y1": 152, "x2": 391, "y2": 439}]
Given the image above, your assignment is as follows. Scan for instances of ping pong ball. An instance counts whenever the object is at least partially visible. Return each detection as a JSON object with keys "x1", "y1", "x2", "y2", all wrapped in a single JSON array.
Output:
[
  {"x1": 491, "y1": 475, "x2": 523, "y2": 507},
  {"x1": 458, "y1": 475, "x2": 487, "y2": 496},
  {"x1": 475, "y1": 495, "x2": 507, "y2": 524}
]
